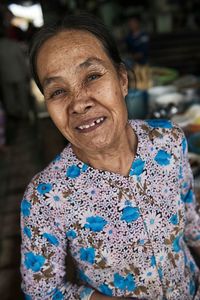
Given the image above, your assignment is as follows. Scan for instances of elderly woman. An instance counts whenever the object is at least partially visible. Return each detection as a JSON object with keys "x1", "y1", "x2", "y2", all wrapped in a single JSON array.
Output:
[{"x1": 20, "y1": 13, "x2": 200, "y2": 300}]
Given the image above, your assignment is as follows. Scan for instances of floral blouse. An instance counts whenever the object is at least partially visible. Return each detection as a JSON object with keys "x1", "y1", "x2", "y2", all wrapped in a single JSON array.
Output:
[{"x1": 21, "y1": 119, "x2": 200, "y2": 300}]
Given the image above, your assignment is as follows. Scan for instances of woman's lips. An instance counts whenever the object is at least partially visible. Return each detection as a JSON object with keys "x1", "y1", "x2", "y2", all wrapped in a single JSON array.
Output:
[{"x1": 76, "y1": 117, "x2": 106, "y2": 133}]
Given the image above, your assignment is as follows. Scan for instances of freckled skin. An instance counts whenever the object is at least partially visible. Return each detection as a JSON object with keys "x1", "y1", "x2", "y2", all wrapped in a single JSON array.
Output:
[{"x1": 36, "y1": 30, "x2": 136, "y2": 173}]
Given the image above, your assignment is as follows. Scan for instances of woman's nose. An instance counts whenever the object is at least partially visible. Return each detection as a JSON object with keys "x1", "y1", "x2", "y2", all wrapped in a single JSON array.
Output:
[{"x1": 69, "y1": 90, "x2": 94, "y2": 115}]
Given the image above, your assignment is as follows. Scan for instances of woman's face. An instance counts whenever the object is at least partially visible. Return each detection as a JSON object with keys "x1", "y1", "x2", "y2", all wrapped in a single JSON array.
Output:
[{"x1": 36, "y1": 30, "x2": 128, "y2": 153}]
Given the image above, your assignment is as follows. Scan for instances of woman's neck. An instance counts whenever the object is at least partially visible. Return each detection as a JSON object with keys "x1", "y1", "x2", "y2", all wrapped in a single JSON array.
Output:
[{"x1": 73, "y1": 123, "x2": 137, "y2": 176}]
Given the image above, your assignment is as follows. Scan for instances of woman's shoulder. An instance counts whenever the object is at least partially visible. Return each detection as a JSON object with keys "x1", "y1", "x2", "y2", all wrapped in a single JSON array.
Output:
[
  {"x1": 130, "y1": 119, "x2": 185, "y2": 147},
  {"x1": 131, "y1": 118, "x2": 183, "y2": 132},
  {"x1": 23, "y1": 144, "x2": 74, "y2": 202}
]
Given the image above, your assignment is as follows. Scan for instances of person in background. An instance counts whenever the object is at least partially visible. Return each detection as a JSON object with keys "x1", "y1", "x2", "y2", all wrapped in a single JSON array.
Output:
[
  {"x1": 0, "y1": 100, "x2": 6, "y2": 152},
  {"x1": 3, "y1": 8, "x2": 24, "y2": 42},
  {"x1": 125, "y1": 15, "x2": 149, "y2": 66},
  {"x1": 25, "y1": 21, "x2": 38, "y2": 43},
  {"x1": 20, "y1": 13, "x2": 200, "y2": 300},
  {"x1": 0, "y1": 28, "x2": 30, "y2": 119}
]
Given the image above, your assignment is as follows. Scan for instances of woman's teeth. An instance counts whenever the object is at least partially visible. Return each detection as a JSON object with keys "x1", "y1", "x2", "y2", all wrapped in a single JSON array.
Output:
[{"x1": 78, "y1": 117, "x2": 104, "y2": 130}]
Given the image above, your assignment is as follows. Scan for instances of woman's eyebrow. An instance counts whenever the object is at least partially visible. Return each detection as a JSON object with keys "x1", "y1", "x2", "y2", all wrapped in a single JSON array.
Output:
[
  {"x1": 43, "y1": 76, "x2": 63, "y2": 89},
  {"x1": 42, "y1": 58, "x2": 105, "y2": 88},
  {"x1": 78, "y1": 57, "x2": 105, "y2": 69}
]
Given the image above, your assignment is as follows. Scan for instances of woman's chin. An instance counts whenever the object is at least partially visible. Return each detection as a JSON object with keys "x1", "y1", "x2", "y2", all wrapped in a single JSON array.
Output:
[
  {"x1": 70, "y1": 126, "x2": 114, "y2": 152},
  {"x1": 74, "y1": 135, "x2": 113, "y2": 154}
]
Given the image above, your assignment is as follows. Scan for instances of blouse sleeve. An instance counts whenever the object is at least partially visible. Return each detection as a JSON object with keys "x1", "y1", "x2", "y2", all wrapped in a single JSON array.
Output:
[
  {"x1": 180, "y1": 135, "x2": 200, "y2": 248},
  {"x1": 20, "y1": 180, "x2": 95, "y2": 300}
]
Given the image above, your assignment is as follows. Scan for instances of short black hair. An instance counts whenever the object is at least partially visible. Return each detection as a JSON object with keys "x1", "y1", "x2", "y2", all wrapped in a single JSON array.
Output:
[
  {"x1": 128, "y1": 14, "x2": 141, "y2": 23},
  {"x1": 29, "y1": 12, "x2": 124, "y2": 93}
]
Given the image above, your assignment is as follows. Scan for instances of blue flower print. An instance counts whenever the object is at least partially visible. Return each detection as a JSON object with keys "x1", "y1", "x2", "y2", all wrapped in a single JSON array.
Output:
[
  {"x1": 37, "y1": 183, "x2": 52, "y2": 195},
  {"x1": 53, "y1": 195, "x2": 60, "y2": 202},
  {"x1": 82, "y1": 163, "x2": 89, "y2": 172},
  {"x1": 121, "y1": 206, "x2": 140, "y2": 223},
  {"x1": 129, "y1": 159, "x2": 145, "y2": 176},
  {"x1": 24, "y1": 252, "x2": 45, "y2": 272},
  {"x1": 84, "y1": 216, "x2": 107, "y2": 232},
  {"x1": 125, "y1": 274, "x2": 136, "y2": 292},
  {"x1": 66, "y1": 165, "x2": 80, "y2": 178},
  {"x1": 182, "y1": 182, "x2": 189, "y2": 189},
  {"x1": 169, "y1": 213, "x2": 178, "y2": 225},
  {"x1": 52, "y1": 289, "x2": 64, "y2": 300},
  {"x1": 99, "y1": 283, "x2": 113, "y2": 296},
  {"x1": 80, "y1": 287, "x2": 94, "y2": 299},
  {"x1": 114, "y1": 273, "x2": 126, "y2": 290},
  {"x1": 150, "y1": 255, "x2": 156, "y2": 267},
  {"x1": 66, "y1": 230, "x2": 77, "y2": 239},
  {"x1": 146, "y1": 119, "x2": 172, "y2": 129},
  {"x1": 155, "y1": 150, "x2": 171, "y2": 166},
  {"x1": 21, "y1": 199, "x2": 31, "y2": 217},
  {"x1": 182, "y1": 137, "x2": 187, "y2": 154},
  {"x1": 139, "y1": 239, "x2": 145, "y2": 245},
  {"x1": 43, "y1": 233, "x2": 59, "y2": 246},
  {"x1": 78, "y1": 270, "x2": 91, "y2": 284},
  {"x1": 113, "y1": 273, "x2": 136, "y2": 291},
  {"x1": 23, "y1": 226, "x2": 32, "y2": 239},
  {"x1": 80, "y1": 247, "x2": 95, "y2": 264},
  {"x1": 158, "y1": 267, "x2": 163, "y2": 280},
  {"x1": 189, "y1": 279, "x2": 196, "y2": 296},
  {"x1": 183, "y1": 248, "x2": 188, "y2": 265},
  {"x1": 181, "y1": 189, "x2": 194, "y2": 203},
  {"x1": 125, "y1": 200, "x2": 132, "y2": 206},
  {"x1": 178, "y1": 166, "x2": 183, "y2": 179},
  {"x1": 53, "y1": 154, "x2": 61, "y2": 162},
  {"x1": 190, "y1": 261, "x2": 195, "y2": 273},
  {"x1": 172, "y1": 235, "x2": 182, "y2": 252},
  {"x1": 24, "y1": 294, "x2": 32, "y2": 300}
]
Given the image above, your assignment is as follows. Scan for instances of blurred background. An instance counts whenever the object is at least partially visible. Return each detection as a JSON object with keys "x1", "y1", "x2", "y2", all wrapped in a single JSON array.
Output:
[{"x1": 0, "y1": 0, "x2": 200, "y2": 299}]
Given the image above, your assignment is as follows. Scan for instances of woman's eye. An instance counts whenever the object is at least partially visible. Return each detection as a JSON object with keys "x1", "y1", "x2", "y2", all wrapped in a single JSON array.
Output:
[
  {"x1": 51, "y1": 89, "x2": 65, "y2": 98},
  {"x1": 87, "y1": 74, "x2": 100, "y2": 82}
]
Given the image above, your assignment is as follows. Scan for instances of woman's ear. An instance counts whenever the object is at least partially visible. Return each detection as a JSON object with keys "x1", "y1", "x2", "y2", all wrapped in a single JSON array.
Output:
[{"x1": 119, "y1": 63, "x2": 128, "y2": 97}]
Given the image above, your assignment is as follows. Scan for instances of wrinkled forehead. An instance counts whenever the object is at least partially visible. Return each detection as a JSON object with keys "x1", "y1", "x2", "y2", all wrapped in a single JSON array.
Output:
[
  {"x1": 36, "y1": 29, "x2": 112, "y2": 76},
  {"x1": 37, "y1": 29, "x2": 107, "y2": 61},
  {"x1": 36, "y1": 29, "x2": 114, "y2": 87}
]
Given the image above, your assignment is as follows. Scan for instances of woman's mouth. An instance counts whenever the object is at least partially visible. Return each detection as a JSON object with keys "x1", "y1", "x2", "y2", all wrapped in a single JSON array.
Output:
[{"x1": 76, "y1": 117, "x2": 106, "y2": 133}]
